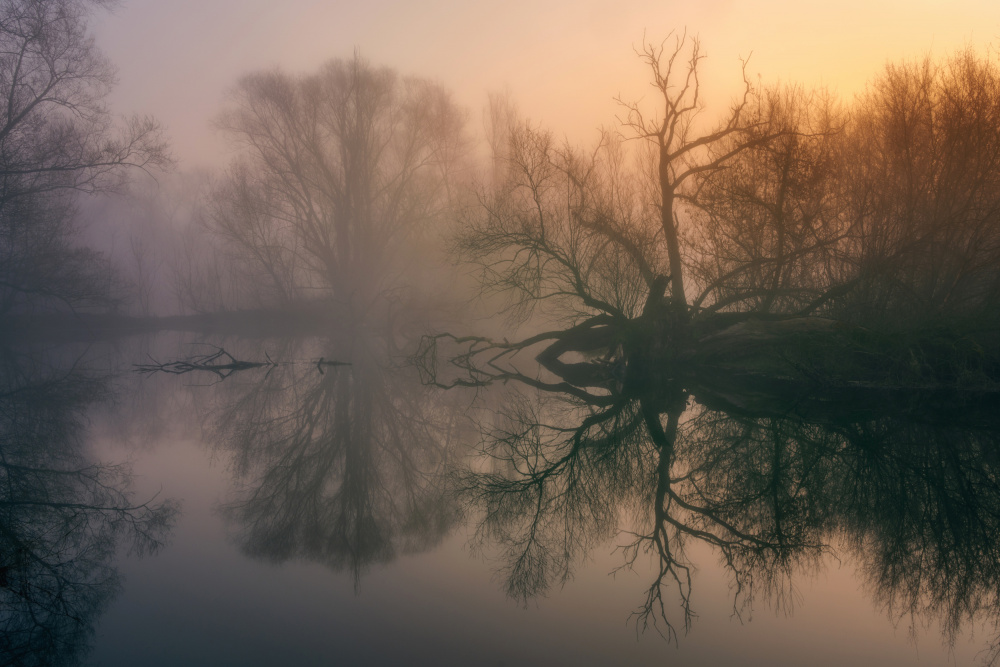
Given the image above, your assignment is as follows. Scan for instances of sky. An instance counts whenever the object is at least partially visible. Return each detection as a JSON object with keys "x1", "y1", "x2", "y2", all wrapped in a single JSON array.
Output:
[{"x1": 91, "y1": 0, "x2": 1000, "y2": 170}]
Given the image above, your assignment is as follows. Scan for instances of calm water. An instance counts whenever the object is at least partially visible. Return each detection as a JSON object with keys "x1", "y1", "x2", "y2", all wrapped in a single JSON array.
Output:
[{"x1": 2, "y1": 329, "x2": 996, "y2": 666}]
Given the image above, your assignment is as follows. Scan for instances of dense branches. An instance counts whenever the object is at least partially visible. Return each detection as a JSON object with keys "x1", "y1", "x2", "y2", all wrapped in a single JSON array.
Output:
[
  {"x1": 688, "y1": 87, "x2": 846, "y2": 315},
  {"x1": 445, "y1": 41, "x2": 1000, "y2": 403},
  {"x1": 618, "y1": 32, "x2": 791, "y2": 312},
  {"x1": 835, "y1": 50, "x2": 1000, "y2": 328},
  {"x1": 422, "y1": 35, "x2": 1000, "y2": 652},
  {"x1": 457, "y1": 105, "x2": 661, "y2": 326},
  {"x1": 0, "y1": 0, "x2": 169, "y2": 316},
  {"x1": 210, "y1": 54, "x2": 465, "y2": 311},
  {"x1": 458, "y1": 32, "x2": 811, "y2": 339}
]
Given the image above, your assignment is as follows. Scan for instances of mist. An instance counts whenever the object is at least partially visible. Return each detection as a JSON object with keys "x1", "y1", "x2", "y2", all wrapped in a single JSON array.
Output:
[{"x1": 5, "y1": 1, "x2": 1000, "y2": 666}]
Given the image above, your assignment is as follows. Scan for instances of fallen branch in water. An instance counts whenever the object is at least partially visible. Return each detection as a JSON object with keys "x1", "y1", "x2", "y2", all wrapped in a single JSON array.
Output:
[
  {"x1": 134, "y1": 347, "x2": 275, "y2": 379},
  {"x1": 134, "y1": 347, "x2": 350, "y2": 379},
  {"x1": 315, "y1": 357, "x2": 351, "y2": 374}
]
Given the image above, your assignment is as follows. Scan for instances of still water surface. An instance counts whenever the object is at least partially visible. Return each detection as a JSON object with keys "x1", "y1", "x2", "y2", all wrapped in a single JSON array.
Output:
[{"x1": 2, "y1": 331, "x2": 994, "y2": 666}]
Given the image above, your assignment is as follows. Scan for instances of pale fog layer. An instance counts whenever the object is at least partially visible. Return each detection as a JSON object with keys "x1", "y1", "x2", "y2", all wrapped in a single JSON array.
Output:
[{"x1": 6, "y1": 2, "x2": 1000, "y2": 665}]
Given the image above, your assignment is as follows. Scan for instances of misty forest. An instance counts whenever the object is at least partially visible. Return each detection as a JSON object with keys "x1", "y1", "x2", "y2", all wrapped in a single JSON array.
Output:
[{"x1": 5, "y1": 0, "x2": 1000, "y2": 665}]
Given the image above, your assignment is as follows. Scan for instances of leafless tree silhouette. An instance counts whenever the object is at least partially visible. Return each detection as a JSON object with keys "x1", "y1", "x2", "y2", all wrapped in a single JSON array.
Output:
[
  {"x1": 0, "y1": 0, "x2": 169, "y2": 317},
  {"x1": 209, "y1": 53, "x2": 466, "y2": 314}
]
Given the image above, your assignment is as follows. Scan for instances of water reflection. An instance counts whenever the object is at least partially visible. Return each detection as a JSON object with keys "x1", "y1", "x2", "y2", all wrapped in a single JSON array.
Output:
[
  {"x1": 211, "y1": 325, "x2": 469, "y2": 586},
  {"x1": 456, "y1": 372, "x2": 1000, "y2": 653},
  {"x1": 0, "y1": 347, "x2": 177, "y2": 666},
  {"x1": 832, "y1": 412, "x2": 1000, "y2": 657}
]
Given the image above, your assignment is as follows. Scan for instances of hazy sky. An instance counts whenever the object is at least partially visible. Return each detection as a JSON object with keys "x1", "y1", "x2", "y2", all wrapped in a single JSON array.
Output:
[{"x1": 92, "y1": 0, "x2": 1000, "y2": 169}]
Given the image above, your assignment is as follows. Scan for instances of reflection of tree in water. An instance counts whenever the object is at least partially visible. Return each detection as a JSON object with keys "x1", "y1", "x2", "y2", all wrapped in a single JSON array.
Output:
[
  {"x1": 215, "y1": 327, "x2": 467, "y2": 585},
  {"x1": 456, "y1": 387, "x2": 820, "y2": 642},
  {"x1": 459, "y1": 392, "x2": 656, "y2": 603},
  {"x1": 198, "y1": 45, "x2": 471, "y2": 586},
  {"x1": 833, "y1": 416, "x2": 1000, "y2": 657},
  {"x1": 680, "y1": 395, "x2": 1000, "y2": 655},
  {"x1": 413, "y1": 36, "x2": 1000, "y2": 657},
  {"x1": 0, "y1": 349, "x2": 176, "y2": 666},
  {"x1": 455, "y1": 374, "x2": 1000, "y2": 653}
]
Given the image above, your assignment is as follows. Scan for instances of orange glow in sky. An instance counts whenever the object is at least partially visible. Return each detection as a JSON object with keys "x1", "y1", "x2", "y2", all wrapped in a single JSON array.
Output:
[{"x1": 93, "y1": 0, "x2": 1000, "y2": 168}]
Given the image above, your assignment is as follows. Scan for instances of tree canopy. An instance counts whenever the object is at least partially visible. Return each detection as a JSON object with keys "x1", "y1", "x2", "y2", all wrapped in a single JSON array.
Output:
[{"x1": 208, "y1": 54, "x2": 466, "y2": 314}]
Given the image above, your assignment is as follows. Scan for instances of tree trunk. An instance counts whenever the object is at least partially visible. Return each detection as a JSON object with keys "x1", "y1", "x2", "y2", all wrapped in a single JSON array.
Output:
[{"x1": 659, "y1": 152, "x2": 687, "y2": 315}]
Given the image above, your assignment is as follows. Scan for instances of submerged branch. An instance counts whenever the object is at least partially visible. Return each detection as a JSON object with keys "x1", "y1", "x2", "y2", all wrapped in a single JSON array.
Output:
[{"x1": 134, "y1": 347, "x2": 350, "y2": 380}]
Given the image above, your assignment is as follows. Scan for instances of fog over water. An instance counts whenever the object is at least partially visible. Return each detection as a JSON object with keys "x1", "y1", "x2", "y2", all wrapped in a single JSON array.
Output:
[{"x1": 5, "y1": 1, "x2": 1000, "y2": 665}]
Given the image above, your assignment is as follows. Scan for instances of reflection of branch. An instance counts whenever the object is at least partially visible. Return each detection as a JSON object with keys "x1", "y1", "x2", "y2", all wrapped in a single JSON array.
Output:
[
  {"x1": 415, "y1": 329, "x2": 618, "y2": 407},
  {"x1": 134, "y1": 347, "x2": 273, "y2": 378},
  {"x1": 0, "y1": 355, "x2": 177, "y2": 665},
  {"x1": 215, "y1": 335, "x2": 459, "y2": 589},
  {"x1": 459, "y1": 393, "x2": 646, "y2": 605},
  {"x1": 462, "y1": 381, "x2": 846, "y2": 646},
  {"x1": 134, "y1": 347, "x2": 349, "y2": 380}
]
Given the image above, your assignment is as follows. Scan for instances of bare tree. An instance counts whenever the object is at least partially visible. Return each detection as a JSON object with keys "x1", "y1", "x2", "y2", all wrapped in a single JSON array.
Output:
[
  {"x1": 418, "y1": 34, "x2": 1000, "y2": 657},
  {"x1": 0, "y1": 0, "x2": 170, "y2": 317},
  {"x1": 833, "y1": 49, "x2": 1000, "y2": 329},
  {"x1": 616, "y1": 31, "x2": 790, "y2": 313},
  {"x1": 440, "y1": 33, "x2": 824, "y2": 409},
  {"x1": 689, "y1": 86, "x2": 846, "y2": 315},
  {"x1": 210, "y1": 54, "x2": 466, "y2": 313}
]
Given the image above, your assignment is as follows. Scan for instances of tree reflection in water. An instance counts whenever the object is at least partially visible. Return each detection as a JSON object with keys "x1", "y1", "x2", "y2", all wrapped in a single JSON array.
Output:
[
  {"x1": 450, "y1": 366, "x2": 1000, "y2": 655},
  {"x1": 0, "y1": 348, "x2": 177, "y2": 666},
  {"x1": 833, "y1": 412, "x2": 1000, "y2": 659},
  {"x1": 213, "y1": 322, "x2": 470, "y2": 587},
  {"x1": 167, "y1": 305, "x2": 1000, "y2": 658}
]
